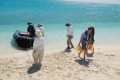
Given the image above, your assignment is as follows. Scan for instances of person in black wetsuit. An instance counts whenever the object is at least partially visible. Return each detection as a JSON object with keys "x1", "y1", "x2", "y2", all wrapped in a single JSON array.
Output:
[{"x1": 27, "y1": 22, "x2": 35, "y2": 38}]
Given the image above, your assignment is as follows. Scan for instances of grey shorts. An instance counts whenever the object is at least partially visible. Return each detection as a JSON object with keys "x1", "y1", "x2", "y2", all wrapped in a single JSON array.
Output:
[{"x1": 67, "y1": 35, "x2": 73, "y2": 39}]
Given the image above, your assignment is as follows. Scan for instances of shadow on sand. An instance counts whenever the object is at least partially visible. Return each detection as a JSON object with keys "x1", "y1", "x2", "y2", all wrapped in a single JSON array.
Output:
[
  {"x1": 75, "y1": 59, "x2": 93, "y2": 67},
  {"x1": 27, "y1": 65, "x2": 41, "y2": 74},
  {"x1": 64, "y1": 48, "x2": 72, "y2": 53},
  {"x1": 87, "y1": 53, "x2": 94, "y2": 57}
]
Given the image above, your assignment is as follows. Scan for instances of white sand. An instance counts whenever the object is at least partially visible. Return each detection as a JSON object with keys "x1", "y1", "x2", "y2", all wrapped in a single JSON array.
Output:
[{"x1": 0, "y1": 46, "x2": 120, "y2": 80}]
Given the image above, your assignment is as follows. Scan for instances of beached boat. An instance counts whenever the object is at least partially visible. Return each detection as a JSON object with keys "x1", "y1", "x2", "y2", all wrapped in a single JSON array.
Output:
[{"x1": 13, "y1": 30, "x2": 34, "y2": 48}]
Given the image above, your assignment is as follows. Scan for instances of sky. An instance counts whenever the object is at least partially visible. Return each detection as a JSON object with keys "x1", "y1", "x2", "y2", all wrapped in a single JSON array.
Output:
[{"x1": 59, "y1": 0, "x2": 120, "y2": 4}]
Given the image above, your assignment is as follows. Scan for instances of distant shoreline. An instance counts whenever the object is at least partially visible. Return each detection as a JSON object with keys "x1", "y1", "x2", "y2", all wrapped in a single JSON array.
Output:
[{"x1": 59, "y1": 0, "x2": 120, "y2": 5}]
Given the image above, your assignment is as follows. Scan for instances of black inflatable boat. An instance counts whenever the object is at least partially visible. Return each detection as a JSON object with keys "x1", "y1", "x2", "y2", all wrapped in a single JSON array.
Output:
[{"x1": 13, "y1": 30, "x2": 34, "y2": 48}]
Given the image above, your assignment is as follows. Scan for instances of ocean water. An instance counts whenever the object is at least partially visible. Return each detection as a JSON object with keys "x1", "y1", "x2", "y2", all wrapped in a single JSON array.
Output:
[{"x1": 0, "y1": 0, "x2": 120, "y2": 54}]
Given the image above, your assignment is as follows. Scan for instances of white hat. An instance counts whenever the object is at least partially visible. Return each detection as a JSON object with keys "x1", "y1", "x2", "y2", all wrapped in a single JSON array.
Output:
[{"x1": 38, "y1": 24, "x2": 42, "y2": 27}]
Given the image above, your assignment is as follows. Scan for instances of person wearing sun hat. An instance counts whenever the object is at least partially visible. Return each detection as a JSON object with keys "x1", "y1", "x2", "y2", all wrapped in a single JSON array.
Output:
[
  {"x1": 38, "y1": 24, "x2": 44, "y2": 37},
  {"x1": 32, "y1": 29, "x2": 44, "y2": 67},
  {"x1": 65, "y1": 23, "x2": 74, "y2": 49}
]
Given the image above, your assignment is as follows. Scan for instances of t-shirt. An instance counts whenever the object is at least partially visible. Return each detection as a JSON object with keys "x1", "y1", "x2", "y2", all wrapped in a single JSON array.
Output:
[
  {"x1": 66, "y1": 26, "x2": 74, "y2": 37},
  {"x1": 38, "y1": 27, "x2": 44, "y2": 36}
]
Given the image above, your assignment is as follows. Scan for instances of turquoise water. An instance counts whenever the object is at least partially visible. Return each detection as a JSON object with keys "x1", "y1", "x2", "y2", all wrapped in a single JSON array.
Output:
[{"x1": 0, "y1": 0, "x2": 120, "y2": 54}]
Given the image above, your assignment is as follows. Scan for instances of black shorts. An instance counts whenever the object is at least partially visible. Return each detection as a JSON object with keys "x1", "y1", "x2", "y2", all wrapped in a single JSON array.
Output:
[{"x1": 81, "y1": 42, "x2": 87, "y2": 50}]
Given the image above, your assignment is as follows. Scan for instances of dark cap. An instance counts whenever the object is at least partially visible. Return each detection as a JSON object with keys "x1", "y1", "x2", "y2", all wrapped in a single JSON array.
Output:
[
  {"x1": 65, "y1": 23, "x2": 71, "y2": 26},
  {"x1": 28, "y1": 22, "x2": 32, "y2": 25}
]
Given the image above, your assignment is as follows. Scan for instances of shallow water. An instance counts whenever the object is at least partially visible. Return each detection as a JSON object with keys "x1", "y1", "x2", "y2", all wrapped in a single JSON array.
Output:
[{"x1": 0, "y1": 0, "x2": 120, "y2": 54}]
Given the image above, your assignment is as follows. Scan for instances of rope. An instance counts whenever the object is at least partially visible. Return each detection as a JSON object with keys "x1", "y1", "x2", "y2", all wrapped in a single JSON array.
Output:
[
  {"x1": 26, "y1": 50, "x2": 33, "y2": 65},
  {"x1": 26, "y1": 36, "x2": 34, "y2": 65}
]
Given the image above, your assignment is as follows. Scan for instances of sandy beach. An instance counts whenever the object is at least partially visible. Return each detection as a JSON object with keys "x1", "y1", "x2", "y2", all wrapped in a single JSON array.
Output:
[
  {"x1": 1, "y1": 0, "x2": 120, "y2": 80},
  {"x1": 0, "y1": 46, "x2": 120, "y2": 80}
]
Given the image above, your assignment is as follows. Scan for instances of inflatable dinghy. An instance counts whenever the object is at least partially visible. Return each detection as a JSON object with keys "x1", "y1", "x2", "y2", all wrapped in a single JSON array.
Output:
[{"x1": 13, "y1": 30, "x2": 34, "y2": 48}]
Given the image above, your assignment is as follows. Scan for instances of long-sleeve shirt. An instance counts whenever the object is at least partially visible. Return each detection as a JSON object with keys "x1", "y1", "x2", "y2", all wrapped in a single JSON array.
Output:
[
  {"x1": 33, "y1": 30, "x2": 44, "y2": 50},
  {"x1": 38, "y1": 27, "x2": 44, "y2": 36}
]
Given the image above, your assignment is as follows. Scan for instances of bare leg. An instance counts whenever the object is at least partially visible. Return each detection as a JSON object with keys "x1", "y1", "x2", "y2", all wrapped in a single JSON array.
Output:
[
  {"x1": 83, "y1": 50, "x2": 87, "y2": 60},
  {"x1": 70, "y1": 36, "x2": 74, "y2": 48},
  {"x1": 92, "y1": 48, "x2": 94, "y2": 54},
  {"x1": 70, "y1": 41, "x2": 74, "y2": 48},
  {"x1": 78, "y1": 50, "x2": 83, "y2": 59},
  {"x1": 67, "y1": 39, "x2": 70, "y2": 47},
  {"x1": 67, "y1": 36, "x2": 70, "y2": 49}
]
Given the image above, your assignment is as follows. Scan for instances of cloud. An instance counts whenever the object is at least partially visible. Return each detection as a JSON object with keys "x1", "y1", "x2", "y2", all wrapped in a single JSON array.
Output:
[{"x1": 59, "y1": 0, "x2": 120, "y2": 4}]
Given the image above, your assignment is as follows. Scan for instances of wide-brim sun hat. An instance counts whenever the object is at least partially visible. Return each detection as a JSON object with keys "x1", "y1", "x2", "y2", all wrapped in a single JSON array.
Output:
[{"x1": 65, "y1": 23, "x2": 71, "y2": 26}]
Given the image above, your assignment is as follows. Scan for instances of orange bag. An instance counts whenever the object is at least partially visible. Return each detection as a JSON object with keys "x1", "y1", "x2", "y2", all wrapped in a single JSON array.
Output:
[
  {"x1": 76, "y1": 44, "x2": 83, "y2": 52},
  {"x1": 87, "y1": 44, "x2": 94, "y2": 51}
]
